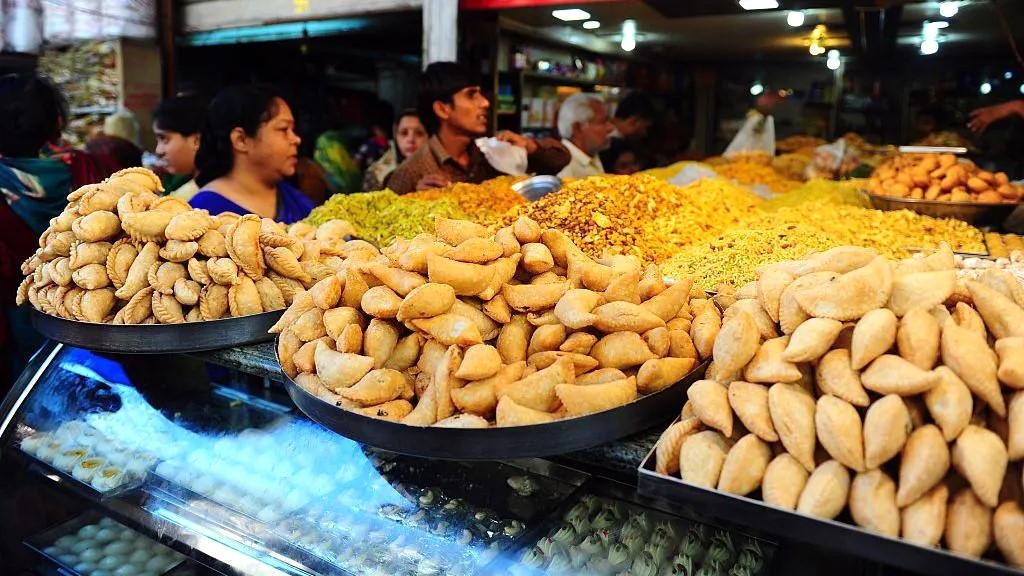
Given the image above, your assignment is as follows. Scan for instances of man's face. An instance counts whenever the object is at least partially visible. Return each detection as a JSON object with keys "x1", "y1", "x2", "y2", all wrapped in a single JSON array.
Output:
[
  {"x1": 575, "y1": 101, "x2": 614, "y2": 155},
  {"x1": 438, "y1": 86, "x2": 490, "y2": 136}
]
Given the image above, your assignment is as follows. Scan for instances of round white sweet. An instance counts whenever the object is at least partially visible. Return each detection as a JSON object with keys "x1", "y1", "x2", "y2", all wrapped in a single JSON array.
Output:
[
  {"x1": 127, "y1": 549, "x2": 151, "y2": 564},
  {"x1": 93, "y1": 527, "x2": 118, "y2": 543},
  {"x1": 54, "y1": 535, "x2": 78, "y2": 550},
  {"x1": 117, "y1": 528, "x2": 136, "y2": 541},
  {"x1": 77, "y1": 525, "x2": 101, "y2": 539},
  {"x1": 98, "y1": 518, "x2": 117, "y2": 528},
  {"x1": 144, "y1": 555, "x2": 172, "y2": 571},
  {"x1": 42, "y1": 546, "x2": 61, "y2": 557},
  {"x1": 97, "y1": 555, "x2": 126, "y2": 571},
  {"x1": 190, "y1": 476, "x2": 217, "y2": 495},
  {"x1": 78, "y1": 548, "x2": 104, "y2": 563},
  {"x1": 91, "y1": 571, "x2": 112, "y2": 576},
  {"x1": 69, "y1": 539, "x2": 95, "y2": 554},
  {"x1": 72, "y1": 560, "x2": 98, "y2": 574},
  {"x1": 56, "y1": 552, "x2": 78, "y2": 565},
  {"x1": 103, "y1": 540, "x2": 132, "y2": 556},
  {"x1": 113, "y1": 564, "x2": 139, "y2": 576}
]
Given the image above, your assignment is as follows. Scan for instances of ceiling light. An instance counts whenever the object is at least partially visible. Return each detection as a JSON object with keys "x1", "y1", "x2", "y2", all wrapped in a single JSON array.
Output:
[
  {"x1": 920, "y1": 39, "x2": 939, "y2": 55},
  {"x1": 827, "y1": 58, "x2": 840, "y2": 70},
  {"x1": 621, "y1": 19, "x2": 637, "y2": 52},
  {"x1": 827, "y1": 49, "x2": 839, "y2": 59},
  {"x1": 1005, "y1": 71, "x2": 1014, "y2": 80},
  {"x1": 1019, "y1": 83, "x2": 1024, "y2": 95},
  {"x1": 582, "y1": 20, "x2": 600, "y2": 30},
  {"x1": 939, "y1": 2, "x2": 958, "y2": 18},
  {"x1": 750, "y1": 83, "x2": 764, "y2": 96},
  {"x1": 809, "y1": 44, "x2": 825, "y2": 56},
  {"x1": 552, "y1": 8, "x2": 590, "y2": 22},
  {"x1": 738, "y1": 0, "x2": 779, "y2": 10},
  {"x1": 537, "y1": 60, "x2": 551, "y2": 72},
  {"x1": 787, "y1": 11, "x2": 805, "y2": 27},
  {"x1": 980, "y1": 82, "x2": 992, "y2": 95}
]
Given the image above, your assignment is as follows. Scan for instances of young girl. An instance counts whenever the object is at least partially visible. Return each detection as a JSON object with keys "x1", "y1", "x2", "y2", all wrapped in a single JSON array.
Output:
[
  {"x1": 363, "y1": 109, "x2": 428, "y2": 191},
  {"x1": 191, "y1": 85, "x2": 313, "y2": 223}
]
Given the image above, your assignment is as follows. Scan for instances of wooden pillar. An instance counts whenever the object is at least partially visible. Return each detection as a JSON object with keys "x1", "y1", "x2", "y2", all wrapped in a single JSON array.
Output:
[
  {"x1": 157, "y1": 0, "x2": 176, "y2": 97},
  {"x1": 423, "y1": 0, "x2": 458, "y2": 66}
]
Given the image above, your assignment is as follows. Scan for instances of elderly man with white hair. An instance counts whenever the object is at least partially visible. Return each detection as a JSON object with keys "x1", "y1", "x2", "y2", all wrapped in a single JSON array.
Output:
[{"x1": 555, "y1": 92, "x2": 614, "y2": 179}]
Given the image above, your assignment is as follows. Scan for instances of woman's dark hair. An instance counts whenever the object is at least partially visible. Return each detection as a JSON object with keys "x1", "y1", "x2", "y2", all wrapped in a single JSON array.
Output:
[
  {"x1": 395, "y1": 108, "x2": 421, "y2": 129},
  {"x1": 153, "y1": 95, "x2": 207, "y2": 136},
  {"x1": 85, "y1": 134, "x2": 143, "y2": 179},
  {"x1": 417, "y1": 62, "x2": 476, "y2": 134},
  {"x1": 195, "y1": 84, "x2": 283, "y2": 186},
  {"x1": 369, "y1": 99, "x2": 396, "y2": 138},
  {"x1": 615, "y1": 91, "x2": 655, "y2": 122},
  {"x1": 0, "y1": 74, "x2": 67, "y2": 157}
]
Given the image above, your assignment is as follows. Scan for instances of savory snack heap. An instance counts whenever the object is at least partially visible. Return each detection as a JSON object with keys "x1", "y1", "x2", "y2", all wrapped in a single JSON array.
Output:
[
  {"x1": 654, "y1": 243, "x2": 1024, "y2": 567},
  {"x1": 275, "y1": 215, "x2": 709, "y2": 428},
  {"x1": 714, "y1": 162, "x2": 802, "y2": 195},
  {"x1": 986, "y1": 233, "x2": 1024, "y2": 259},
  {"x1": 776, "y1": 135, "x2": 827, "y2": 155},
  {"x1": 405, "y1": 175, "x2": 526, "y2": 225},
  {"x1": 304, "y1": 189, "x2": 467, "y2": 246},
  {"x1": 16, "y1": 167, "x2": 353, "y2": 324},
  {"x1": 770, "y1": 153, "x2": 811, "y2": 182},
  {"x1": 868, "y1": 153, "x2": 1022, "y2": 203}
]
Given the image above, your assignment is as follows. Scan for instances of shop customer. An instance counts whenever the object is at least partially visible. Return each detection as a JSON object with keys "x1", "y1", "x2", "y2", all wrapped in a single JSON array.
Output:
[
  {"x1": 556, "y1": 92, "x2": 613, "y2": 179},
  {"x1": 153, "y1": 95, "x2": 206, "y2": 201},
  {"x1": 364, "y1": 109, "x2": 428, "y2": 191},
  {"x1": 191, "y1": 85, "x2": 313, "y2": 223},
  {"x1": 387, "y1": 62, "x2": 570, "y2": 194},
  {"x1": 601, "y1": 90, "x2": 655, "y2": 170}
]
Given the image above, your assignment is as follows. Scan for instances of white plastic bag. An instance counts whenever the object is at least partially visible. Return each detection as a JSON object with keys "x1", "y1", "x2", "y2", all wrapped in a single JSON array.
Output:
[
  {"x1": 805, "y1": 138, "x2": 861, "y2": 180},
  {"x1": 724, "y1": 111, "x2": 776, "y2": 158},
  {"x1": 668, "y1": 164, "x2": 718, "y2": 188},
  {"x1": 475, "y1": 137, "x2": 528, "y2": 176}
]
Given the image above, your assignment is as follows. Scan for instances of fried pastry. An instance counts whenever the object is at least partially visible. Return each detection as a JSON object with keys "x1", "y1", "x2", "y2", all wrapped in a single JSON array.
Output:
[
  {"x1": 861, "y1": 354, "x2": 940, "y2": 396},
  {"x1": 849, "y1": 469, "x2": 900, "y2": 537},
  {"x1": 451, "y1": 362, "x2": 526, "y2": 417},
  {"x1": 896, "y1": 424, "x2": 949, "y2": 507},
  {"x1": 411, "y1": 313, "x2": 483, "y2": 346},
  {"x1": 1009, "y1": 391, "x2": 1024, "y2": 461},
  {"x1": 713, "y1": 309, "x2": 760, "y2": 377},
  {"x1": 527, "y1": 324, "x2": 566, "y2": 356},
  {"x1": 816, "y1": 349, "x2": 870, "y2": 407},
  {"x1": 152, "y1": 291, "x2": 185, "y2": 324},
  {"x1": 994, "y1": 501, "x2": 1024, "y2": 568},
  {"x1": 679, "y1": 430, "x2": 731, "y2": 488},
  {"x1": 756, "y1": 267, "x2": 795, "y2": 323},
  {"x1": 555, "y1": 376, "x2": 637, "y2": 416},
  {"x1": 762, "y1": 453, "x2": 809, "y2": 511},
  {"x1": 815, "y1": 395, "x2": 865, "y2": 472},
  {"x1": 495, "y1": 395, "x2": 558, "y2": 426},
  {"x1": 340, "y1": 266, "x2": 369, "y2": 308},
  {"x1": 361, "y1": 285, "x2": 402, "y2": 319},
  {"x1": 186, "y1": 257, "x2": 212, "y2": 285},
  {"x1": 887, "y1": 270, "x2": 956, "y2": 317},
  {"x1": 637, "y1": 357, "x2": 696, "y2": 394},
  {"x1": 640, "y1": 278, "x2": 693, "y2": 322},
  {"x1": 254, "y1": 277, "x2": 285, "y2": 311},
  {"x1": 953, "y1": 301, "x2": 988, "y2": 340},
  {"x1": 850, "y1": 308, "x2": 897, "y2": 370},
  {"x1": 768, "y1": 383, "x2": 816, "y2": 472},
  {"x1": 148, "y1": 261, "x2": 186, "y2": 295},
  {"x1": 797, "y1": 460, "x2": 850, "y2": 520},
  {"x1": 227, "y1": 214, "x2": 265, "y2": 279},
  {"x1": 337, "y1": 368, "x2": 406, "y2": 406},
  {"x1": 228, "y1": 276, "x2": 264, "y2": 317},
  {"x1": 901, "y1": 484, "x2": 948, "y2": 547},
  {"x1": 120, "y1": 210, "x2": 174, "y2": 243},
  {"x1": 72, "y1": 211, "x2": 121, "y2": 243},
  {"x1": 159, "y1": 239, "x2": 199, "y2": 262},
  {"x1": 577, "y1": 368, "x2": 627, "y2": 386},
  {"x1": 290, "y1": 307, "x2": 326, "y2": 341},
  {"x1": 690, "y1": 306, "x2": 721, "y2": 360},
  {"x1": 68, "y1": 241, "x2": 111, "y2": 270},
  {"x1": 364, "y1": 318, "x2": 399, "y2": 369},
  {"x1": 655, "y1": 416, "x2": 702, "y2": 475},
  {"x1": 744, "y1": 336, "x2": 802, "y2": 384},
  {"x1": 121, "y1": 286, "x2": 154, "y2": 324},
  {"x1": 717, "y1": 434, "x2": 771, "y2": 496},
  {"x1": 314, "y1": 341, "x2": 375, "y2": 391},
  {"x1": 896, "y1": 307, "x2": 940, "y2": 370},
  {"x1": 945, "y1": 488, "x2": 992, "y2": 558},
  {"x1": 560, "y1": 331, "x2": 598, "y2": 356},
  {"x1": 727, "y1": 381, "x2": 777, "y2": 442},
  {"x1": 494, "y1": 356, "x2": 574, "y2": 412},
  {"x1": 966, "y1": 280, "x2": 1024, "y2": 339},
  {"x1": 924, "y1": 366, "x2": 973, "y2": 442},
  {"x1": 592, "y1": 301, "x2": 665, "y2": 333},
  {"x1": 76, "y1": 184, "x2": 120, "y2": 214},
  {"x1": 72, "y1": 263, "x2": 110, "y2": 290},
  {"x1": 165, "y1": 210, "x2": 212, "y2": 241},
  {"x1": 497, "y1": 314, "x2": 532, "y2": 364},
  {"x1": 795, "y1": 256, "x2": 892, "y2": 321},
  {"x1": 196, "y1": 229, "x2": 229, "y2": 258},
  {"x1": 591, "y1": 331, "x2": 656, "y2": 369},
  {"x1": 602, "y1": 268, "x2": 641, "y2": 304},
  {"x1": 942, "y1": 319, "x2": 1006, "y2": 416},
  {"x1": 725, "y1": 298, "x2": 777, "y2": 340},
  {"x1": 199, "y1": 283, "x2": 229, "y2": 320},
  {"x1": 952, "y1": 425, "x2": 1008, "y2": 508},
  {"x1": 688, "y1": 379, "x2": 733, "y2": 437},
  {"x1": 996, "y1": 337, "x2": 1024, "y2": 389},
  {"x1": 863, "y1": 394, "x2": 912, "y2": 469},
  {"x1": 78, "y1": 288, "x2": 116, "y2": 323},
  {"x1": 455, "y1": 344, "x2": 502, "y2": 380},
  {"x1": 207, "y1": 257, "x2": 240, "y2": 286}
]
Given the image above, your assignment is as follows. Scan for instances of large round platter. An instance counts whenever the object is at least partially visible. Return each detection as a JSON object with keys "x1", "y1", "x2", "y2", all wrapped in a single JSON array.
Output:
[
  {"x1": 867, "y1": 192, "x2": 1019, "y2": 227},
  {"x1": 279, "y1": 339, "x2": 708, "y2": 460},
  {"x1": 30, "y1": 308, "x2": 283, "y2": 354}
]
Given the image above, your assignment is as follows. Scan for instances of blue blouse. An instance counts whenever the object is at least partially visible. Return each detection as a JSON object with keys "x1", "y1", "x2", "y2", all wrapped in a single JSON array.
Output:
[{"x1": 189, "y1": 181, "x2": 314, "y2": 224}]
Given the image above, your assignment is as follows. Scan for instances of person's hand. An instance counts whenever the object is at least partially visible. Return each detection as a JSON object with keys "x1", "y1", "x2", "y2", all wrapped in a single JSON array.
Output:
[
  {"x1": 968, "y1": 101, "x2": 1024, "y2": 133},
  {"x1": 495, "y1": 130, "x2": 538, "y2": 154},
  {"x1": 415, "y1": 173, "x2": 451, "y2": 190}
]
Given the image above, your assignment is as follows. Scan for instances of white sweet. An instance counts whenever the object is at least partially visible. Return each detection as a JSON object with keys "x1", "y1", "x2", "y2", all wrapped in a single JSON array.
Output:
[
  {"x1": 93, "y1": 527, "x2": 118, "y2": 543},
  {"x1": 69, "y1": 539, "x2": 95, "y2": 554},
  {"x1": 104, "y1": 540, "x2": 132, "y2": 556},
  {"x1": 114, "y1": 564, "x2": 138, "y2": 576},
  {"x1": 92, "y1": 467, "x2": 126, "y2": 492},
  {"x1": 238, "y1": 498, "x2": 263, "y2": 517},
  {"x1": 91, "y1": 571, "x2": 112, "y2": 576},
  {"x1": 78, "y1": 548, "x2": 103, "y2": 563},
  {"x1": 116, "y1": 527, "x2": 136, "y2": 541},
  {"x1": 41, "y1": 546, "x2": 61, "y2": 557},
  {"x1": 144, "y1": 555, "x2": 172, "y2": 572},
  {"x1": 55, "y1": 552, "x2": 78, "y2": 565},
  {"x1": 256, "y1": 505, "x2": 282, "y2": 524},
  {"x1": 281, "y1": 489, "x2": 310, "y2": 513},
  {"x1": 72, "y1": 457, "x2": 105, "y2": 482},
  {"x1": 54, "y1": 449, "x2": 88, "y2": 471},
  {"x1": 54, "y1": 535, "x2": 78, "y2": 550},
  {"x1": 127, "y1": 549, "x2": 151, "y2": 564},
  {"x1": 20, "y1": 433, "x2": 49, "y2": 455},
  {"x1": 190, "y1": 476, "x2": 217, "y2": 495},
  {"x1": 36, "y1": 441, "x2": 65, "y2": 464},
  {"x1": 77, "y1": 525, "x2": 100, "y2": 540},
  {"x1": 97, "y1": 554, "x2": 126, "y2": 570},
  {"x1": 72, "y1": 560, "x2": 97, "y2": 573},
  {"x1": 211, "y1": 486, "x2": 238, "y2": 507},
  {"x1": 98, "y1": 518, "x2": 117, "y2": 528}
]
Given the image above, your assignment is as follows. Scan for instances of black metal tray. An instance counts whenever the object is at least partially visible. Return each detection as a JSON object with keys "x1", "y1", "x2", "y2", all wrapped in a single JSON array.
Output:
[
  {"x1": 24, "y1": 510, "x2": 191, "y2": 576},
  {"x1": 30, "y1": 308, "x2": 283, "y2": 354},
  {"x1": 637, "y1": 425, "x2": 1024, "y2": 576},
  {"x1": 280, "y1": 338, "x2": 708, "y2": 460}
]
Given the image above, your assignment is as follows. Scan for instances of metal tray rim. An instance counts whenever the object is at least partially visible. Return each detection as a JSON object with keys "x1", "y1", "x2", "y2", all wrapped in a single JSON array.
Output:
[
  {"x1": 30, "y1": 307, "x2": 283, "y2": 354},
  {"x1": 636, "y1": 420, "x2": 1024, "y2": 576},
  {"x1": 279, "y1": 336, "x2": 708, "y2": 459}
]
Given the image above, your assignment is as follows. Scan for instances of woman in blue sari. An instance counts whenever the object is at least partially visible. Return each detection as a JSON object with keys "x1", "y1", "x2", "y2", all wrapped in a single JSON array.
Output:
[{"x1": 191, "y1": 85, "x2": 313, "y2": 223}]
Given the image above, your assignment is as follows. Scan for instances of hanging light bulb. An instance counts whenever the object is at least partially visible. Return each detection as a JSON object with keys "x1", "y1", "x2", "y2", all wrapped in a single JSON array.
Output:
[
  {"x1": 787, "y1": 11, "x2": 805, "y2": 27},
  {"x1": 980, "y1": 82, "x2": 992, "y2": 95},
  {"x1": 750, "y1": 83, "x2": 765, "y2": 96},
  {"x1": 826, "y1": 50, "x2": 840, "y2": 70},
  {"x1": 621, "y1": 19, "x2": 637, "y2": 52},
  {"x1": 939, "y1": 1, "x2": 958, "y2": 18},
  {"x1": 920, "y1": 39, "x2": 939, "y2": 55}
]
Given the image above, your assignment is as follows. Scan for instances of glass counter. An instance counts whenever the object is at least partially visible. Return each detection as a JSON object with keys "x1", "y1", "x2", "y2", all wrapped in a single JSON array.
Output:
[{"x1": 0, "y1": 342, "x2": 864, "y2": 576}]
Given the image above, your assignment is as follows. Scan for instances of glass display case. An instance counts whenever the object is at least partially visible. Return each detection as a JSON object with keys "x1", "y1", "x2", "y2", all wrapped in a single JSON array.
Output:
[{"x1": 0, "y1": 342, "x2": 865, "y2": 576}]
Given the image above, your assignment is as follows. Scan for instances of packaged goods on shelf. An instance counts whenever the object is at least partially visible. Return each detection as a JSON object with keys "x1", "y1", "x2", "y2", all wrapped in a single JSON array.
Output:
[
  {"x1": 406, "y1": 176, "x2": 526, "y2": 224},
  {"x1": 652, "y1": 244, "x2": 1024, "y2": 570},
  {"x1": 304, "y1": 190, "x2": 467, "y2": 246}
]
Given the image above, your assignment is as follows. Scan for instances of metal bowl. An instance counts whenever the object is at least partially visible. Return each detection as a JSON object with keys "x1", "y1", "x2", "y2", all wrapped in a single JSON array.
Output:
[
  {"x1": 512, "y1": 175, "x2": 562, "y2": 201},
  {"x1": 867, "y1": 193, "x2": 1020, "y2": 227}
]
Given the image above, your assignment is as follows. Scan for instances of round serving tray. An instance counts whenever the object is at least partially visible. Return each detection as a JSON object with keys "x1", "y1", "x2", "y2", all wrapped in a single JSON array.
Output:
[
  {"x1": 866, "y1": 192, "x2": 1019, "y2": 227},
  {"x1": 279, "y1": 340, "x2": 708, "y2": 460},
  {"x1": 30, "y1": 308, "x2": 283, "y2": 354}
]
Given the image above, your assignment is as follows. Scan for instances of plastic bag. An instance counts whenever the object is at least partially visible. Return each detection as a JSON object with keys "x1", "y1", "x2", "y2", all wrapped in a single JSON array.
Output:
[
  {"x1": 668, "y1": 163, "x2": 719, "y2": 188},
  {"x1": 724, "y1": 111, "x2": 775, "y2": 158},
  {"x1": 805, "y1": 139, "x2": 861, "y2": 180},
  {"x1": 475, "y1": 137, "x2": 528, "y2": 176}
]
